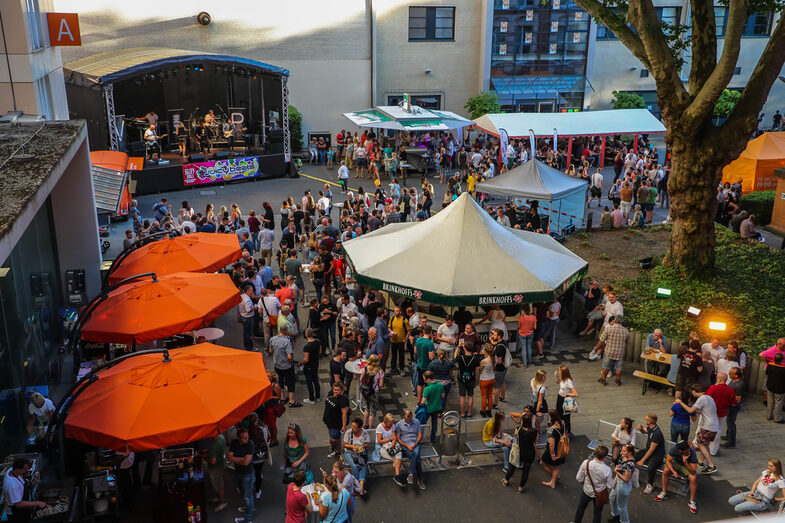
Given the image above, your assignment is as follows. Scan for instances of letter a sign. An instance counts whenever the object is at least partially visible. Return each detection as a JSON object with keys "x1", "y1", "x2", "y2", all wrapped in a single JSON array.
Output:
[{"x1": 46, "y1": 13, "x2": 81, "y2": 46}]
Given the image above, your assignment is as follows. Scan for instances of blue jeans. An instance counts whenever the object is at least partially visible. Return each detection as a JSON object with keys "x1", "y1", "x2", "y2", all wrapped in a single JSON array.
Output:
[
  {"x1": 318, "y1": 149, "x2": 327, "y2": 164},
  {"x1": 242, "y1": 316, "x2": 254, "y2": 350},
  {"x1": 484, "y1": 441, "x2": 511, "y2": 470},
  {"x1": 728, "y1": 491, "x2": 770, "y2": 513},
  {"x1": 236, "y1": 473, "x2": 255, "y2": 520},
  {"x1": 400, "y1": 444, "x2": 422, "y2": 479},
  {"x1": 660, "y1": 189, "x2": 670, "y2": 208},
  {"x1": 411, "y1": 362, "x2": 419, "y2": 393},
  {"x1": 343, "y1": 451, "x2": 367, "y2": 481},
  {"x1": 519, "y1": 334, "x2": 533, "y2": 365},
  {"x1": 543, "y1": 318, "x2": 559, "y2": 347},
  {"x1": 670, "y1": 421, "x2": 690, "y2": 443},
  {"x1": 321, "y1": 321, "x2": 336, "y2": 352},
  {"x1": 610, "y1": 479, "x2": 632, "y2": 523},
  {"x1": 725, "y1": 402, "x2": 742, "y2": 446}
]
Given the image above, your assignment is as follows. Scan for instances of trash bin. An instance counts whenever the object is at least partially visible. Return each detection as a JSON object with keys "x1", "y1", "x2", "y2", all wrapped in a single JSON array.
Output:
[{"x1": 440, "y1": 411, "x2": 461, "y2": 458}]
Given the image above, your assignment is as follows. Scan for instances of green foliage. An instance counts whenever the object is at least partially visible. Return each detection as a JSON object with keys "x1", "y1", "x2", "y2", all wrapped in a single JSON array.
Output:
[
  {"x1": 611, "y1": 91, "x2": 645, "y2": 110},
  {"x1": 288, "y1": 106, "x2": 304, "y2": 152},
  {"x1": 739, "y1": 190, "x2": 775, "y2": 226},
  {"x1": 464, "y1": 92, "x2": 502, "y2": 120},
  {"x1": 614, "y1": 227, "x2": 785, "y2": 353},
  {"x1": 713, "y1": 89, "x2": 741, "y2": 118}
]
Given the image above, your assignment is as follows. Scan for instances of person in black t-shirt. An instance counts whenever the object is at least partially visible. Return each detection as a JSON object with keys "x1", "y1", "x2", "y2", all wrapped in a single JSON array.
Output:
[
  {"x1": 635, "y1": 413, "x2": 665, "y2": 494},
  {"x1": 330, "y1": 350, "x2": 347, "y2": 389},
  {"x1": 338, "y1": 329, "x2": 361, "y2": 389},
  {"x1": 453, "y1": 306, "x2": 474, "y2": 333},
  {"x1": 266, "y1": 275, "x2": 283, "y2": 292},
  {"x1": 228, "y1": 428, "x2": 256, "y2": 519},
  {"x1": 319, "y1": 296, "x2": 338, "y2": 353},
  {"x1": 676, "y1": 340, "x2": 703, "y2": 400},
  {"x1": 308, "y1": 299, "x2": 322, "y2": 341},
  {"x1": 322, "y1": 382, "x2": 350, "y2": 458},
  {"x1": 491, "y1": 329, "x2": 509, "y2": 406},
  {"x1": 300, "y1": 328, "x2": 322, "y2": 404}
]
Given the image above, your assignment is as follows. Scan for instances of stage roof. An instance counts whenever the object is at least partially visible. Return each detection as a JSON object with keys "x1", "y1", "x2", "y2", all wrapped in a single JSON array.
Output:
[
  {"x1": 64, "y1": 47, "x2": 289, "y2": 87},
  {"x1": 473, "y1": 109, "x2": 666, "y2": 138}
]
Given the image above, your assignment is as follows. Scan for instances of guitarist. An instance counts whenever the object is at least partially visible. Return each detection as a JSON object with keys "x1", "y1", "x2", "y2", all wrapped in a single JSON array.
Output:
[{"x1": 143, "y1": 124, "x2": 164, "y2": 162}]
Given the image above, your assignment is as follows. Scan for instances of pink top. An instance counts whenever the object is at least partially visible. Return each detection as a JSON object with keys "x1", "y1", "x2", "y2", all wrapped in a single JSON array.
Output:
[
  {"x1": 517, "y1": 315, "x2": 537, "y2": 337},
  {"x1": 760, "y1": 345, "x2": 784, "y2": 365}
]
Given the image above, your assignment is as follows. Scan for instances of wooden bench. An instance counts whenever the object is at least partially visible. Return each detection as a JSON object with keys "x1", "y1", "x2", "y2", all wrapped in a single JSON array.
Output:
[
  {"x1": 633, "y1": 370, "x2": 675, "y2": 395},
  {"x1": 364, "y1": 425, "x2": 439, "y2": 474}
]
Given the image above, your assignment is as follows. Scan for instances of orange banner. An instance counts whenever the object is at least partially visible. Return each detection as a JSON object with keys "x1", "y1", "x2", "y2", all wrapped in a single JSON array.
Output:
[{"x1": 47, "y1": 13, "x2": 81, "y2": 46}]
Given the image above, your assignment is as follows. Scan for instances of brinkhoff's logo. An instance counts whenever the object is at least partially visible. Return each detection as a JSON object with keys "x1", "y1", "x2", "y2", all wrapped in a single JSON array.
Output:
[
  {"x1": 478, "y1": 294, "x2": 524, "y2": 305},
  {"x1": 382, "y1": 283, "x2": 421, "y2": 299}
]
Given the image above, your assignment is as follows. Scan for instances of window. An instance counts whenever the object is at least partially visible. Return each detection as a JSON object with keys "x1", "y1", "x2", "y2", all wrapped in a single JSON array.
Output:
[
  {"x1": 715, "y1": 7, "x2": 728, "y2": 37},
  {"x1": 595, "y1": 7, "x2": 680, "y2": 40},
  {"x1": 25, "y1": 0, "x2": 44, "y2": 50},
  {"x1": 34, "y1": 77, "x2": 52, "y2": 119},
  {"x1": 640, "y1": 69, "x2": 649, "y2": 78},
  {"x1": 409, "y1": 6, "x2": 455, "y2": 41},
  {"x1": 387, "y1": 94, "x2": 442, "y2": 109},
  {"x1": 742, "y1": 13, "x2": 772, "y2": 37},
  {"x1": 734, "y1": 67, "x2": 741, "y2": 75}
]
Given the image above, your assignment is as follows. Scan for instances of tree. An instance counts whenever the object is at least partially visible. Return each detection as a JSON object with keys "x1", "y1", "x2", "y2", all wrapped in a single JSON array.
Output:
[
  {"x1": 576, "y1": 0, "x2": 785, "y2": 271},
  {"x1": 611, "y1": 90, "x2": 646, "y2": 109},
  {"x1": 288, "y1": 105, "x2": 304, "y2": 152},
  {"x1": 464, "y1": 91, "x2": 502, "y2": 120},
  {"x1": 713, "y1": 89, "x2": 741, "y2": 119}
]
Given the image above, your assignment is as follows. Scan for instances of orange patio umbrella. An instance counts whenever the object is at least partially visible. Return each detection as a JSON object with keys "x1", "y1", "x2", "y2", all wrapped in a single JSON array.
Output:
[
  {"x1": 107, "y1": 232, "x2": 241, "y2": 285},
  {"x1": 64, "y1": 344, "x2": 271, "y2": 451},
  {"x1": 80, "y1": 272, "x2": 240, "y2": 344}
]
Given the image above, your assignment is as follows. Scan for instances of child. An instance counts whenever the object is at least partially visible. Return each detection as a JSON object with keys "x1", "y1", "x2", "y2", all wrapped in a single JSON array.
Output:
[{"x1": 327, "y1": 148, "x2": 336, "y2": 167}]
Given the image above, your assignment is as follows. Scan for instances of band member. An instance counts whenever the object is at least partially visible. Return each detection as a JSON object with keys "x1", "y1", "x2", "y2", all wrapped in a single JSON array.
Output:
[
  {"x1": 175, "y1": 121, "x2": 187, "y2": 157},
  {"x1": 204, "y1": 110, "x2": 216, "y2": 126},
  {"x1": 195, "y1": 123, "x2": 211, "y2": 155},
  {"x1": 144, "y1": 124, "x2": 162, "y2": 162},
  {"x1": 143, "y1": 110, "x2": 158, "y2": 129}
]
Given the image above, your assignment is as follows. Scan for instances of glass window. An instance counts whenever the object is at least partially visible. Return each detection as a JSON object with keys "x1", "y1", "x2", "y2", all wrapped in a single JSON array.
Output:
[
  {"x1": 595, "y1": 7, "x2": 680, "y2": 40},
  {"x1": 411, "y1": 95, "x2": 442, "y2": 109},
  {"x1": 25, "y1": 0, "x2": 44, "y2": 51},
  {"x1": 409, "y1": 6, "x2": 455, "y2": 41},
  {"x1": 714, "y1": 7, "x2": 728, "y2": 37},
  {"x1": 742, "y1": 13, "x2": 772, "y2": 37}
]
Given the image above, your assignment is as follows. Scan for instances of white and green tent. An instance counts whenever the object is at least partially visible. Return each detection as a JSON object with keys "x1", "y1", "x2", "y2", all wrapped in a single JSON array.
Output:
[
  {"x1": 343, "y1": 105, "x2": 472, "y2": 132},
  {"x1": 342, "y1": 193, "x2": 588, "y2": 306}
]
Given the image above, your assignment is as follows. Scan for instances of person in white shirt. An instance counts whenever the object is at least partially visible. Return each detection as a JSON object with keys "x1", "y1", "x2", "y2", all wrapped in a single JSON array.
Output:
[
  {"x1": 676, "y1": 384, "x2": 720, "y2": 474},
  {"x1": 239, "y1": 284, "x2": 256, "y2": 351},
  {"x1": 258, "y1": 227, "x2": 276, "y2": 268},
  {"x1": 337, "y1": 161, "x2": 350, "y2": 192},
  {"x1": 601, "y1": 293, "x2": 623, "y2": 330},
  {"x1": 181, "y1": 218, "x2": 196, "y2": 234},
  {"x1": 3, "y1": 459, "x2": 47, "y2": 518},
  {"x1": 701, "y1": 339, "x2": 725, "y2": 367},
  {"x1": 574, "y1": 446, "x2": 614, "y2": 523},
  {"x1": 588, "y1": 169, "x2": 604, "y2": 208},
  {"x1": 496, "y1": 209, "x2": 511, "y2": 227},
  {"x1": 505, "y1": 142, "x2": 515, "y2": 165},
  {"x1": 520, "y1": 147, "x2": 529, "y2": 164},
  {"x1": 258, "y1": 290, "x2": 282, "y2": 347},
  {"x1": 435, "y1": 316, "x2": 459, "y2": 355},
  {"x1": 728, "y1": 459, "x2": 785, "y2": 513}
]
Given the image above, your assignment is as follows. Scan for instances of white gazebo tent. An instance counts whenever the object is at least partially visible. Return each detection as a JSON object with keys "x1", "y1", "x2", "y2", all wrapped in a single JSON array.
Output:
[
  {"x1": 474, "y1": 108, "x2": 666, "y2": 167},
  {"x1": 343, "y1": 105, "x2": 473, "y2": 132},
  {"x1": 341, "y1": 192, "x2": 588, "y2": 306},
  {"x1": 475, "y1": 159, "x2": 588, "y2": 232}
]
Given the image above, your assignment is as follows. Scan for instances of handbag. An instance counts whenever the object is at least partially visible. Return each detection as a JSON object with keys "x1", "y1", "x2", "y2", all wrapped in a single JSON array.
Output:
[
  {"x1": 380, "y1": 442, "x2": 403, "y2": 460},
  {"x1": 272, "y1": 402, "x2": 286, "y2": 418},
  {"x1": 537, "y1": 386, "x2": 549, "y2": 414},
  {"x1": 509, "y1": 428, "x2": 522, "y2": 468},
  {"x1": 348, "y1": 451, "x2": 367, "y2": 468},
  {"x1": 563, "y1": 396, "x2": 579, "y2": 413},
  {"x1": 555, "y1": 429, "x2": 570, "y2": 458},
  {"x1": 586, "y1": 460, "x2": 610, "y2": 506}
]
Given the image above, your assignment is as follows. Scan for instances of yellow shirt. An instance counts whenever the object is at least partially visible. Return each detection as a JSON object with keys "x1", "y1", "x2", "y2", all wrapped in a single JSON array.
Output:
[
  {"x1": 482, "y1": 419, "x2": 495, "y2": 443},
  {"x1": 467, "y1": 175, "x2": 476, "y2": 191},
  {"x1": 388, "y1": 316, "x2": 409, "y2": 343}
]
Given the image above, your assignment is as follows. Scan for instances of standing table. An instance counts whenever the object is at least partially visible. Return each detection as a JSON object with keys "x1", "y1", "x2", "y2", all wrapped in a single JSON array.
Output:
[{"x1": 344, "y1": 359, "x2": 366, "y2": 410}]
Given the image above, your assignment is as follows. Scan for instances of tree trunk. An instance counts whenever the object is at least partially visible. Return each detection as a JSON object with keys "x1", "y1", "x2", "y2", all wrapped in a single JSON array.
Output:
[{"x1": 666, "y1": 142, "x2": 724, "y2": 271}]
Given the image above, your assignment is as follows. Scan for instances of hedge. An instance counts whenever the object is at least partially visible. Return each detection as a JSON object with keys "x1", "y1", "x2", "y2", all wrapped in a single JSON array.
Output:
[
  {"x1": 614, "y1": 226, "x2": 785, "y2": 354},
  {"x1": 739, "y1": 190, "x2": 775, "y2": 226}
]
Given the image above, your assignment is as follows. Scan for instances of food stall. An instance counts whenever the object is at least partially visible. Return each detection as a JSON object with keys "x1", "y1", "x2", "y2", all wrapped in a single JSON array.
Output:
[{"x1": 342, "y1": 193, "x2": 589, "y2": 352}]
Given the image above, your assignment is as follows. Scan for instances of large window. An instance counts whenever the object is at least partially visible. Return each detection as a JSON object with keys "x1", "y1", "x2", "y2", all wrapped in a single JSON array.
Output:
[
  {"x1": 409, "y1": 6, "x2": 455, "y2": 41},
  {"x1": 25, "y1": 0, "x2": 44, "y2": 50},
  {"x1": 742, "y1": 13, "x2": 772, "y2": 37},
  {"x1": 596, "y1": 7, "x2": 681, "y2": 40},
  {"x1": 387, "y1": 94, "x2": 442, "y2": 109}
]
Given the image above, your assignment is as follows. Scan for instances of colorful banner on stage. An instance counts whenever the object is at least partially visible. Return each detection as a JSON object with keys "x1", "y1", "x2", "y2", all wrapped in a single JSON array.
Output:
[{"x1": 182, "y1": 156, "x2": 260, "y2": 185}]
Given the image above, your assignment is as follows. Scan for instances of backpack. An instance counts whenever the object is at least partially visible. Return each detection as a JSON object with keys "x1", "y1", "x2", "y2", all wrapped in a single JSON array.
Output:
[
  {"x1": 502, "y1": 345, "x2": 512, "y2": 369},
  {"x1": 556, "y1": 430, "x2": 570, "y2": 458},
  {"x1": 360, "y1": 371, "x2": 375, "y2": 398},
  {"x1": 458, "y1": 355, "x2": 477, "y2": 385}
]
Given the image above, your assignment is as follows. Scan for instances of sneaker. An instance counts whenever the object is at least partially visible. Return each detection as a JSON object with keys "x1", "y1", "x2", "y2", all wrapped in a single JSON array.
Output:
[
  {"x1": 702, "y1": 466, "x2": 717, "y2": 475},
  {"x1": 597, "y1": 378, "x2": 607, "y2": 386},
  {"x1": 393, "y1": 476, "x2": 407, "y2": 488},
  {"x1": 502, "y1": 467, "x2": 509, "y2": 474},
  {"x1": 688, "y1": 501, "x2": 698, "y2": 514},
  {"x1": 326, "y1": 451, "x2": 338, "y2": 459},
  {"x1": 643, "y1": 484, "x2": 654, "y2": 495},
  {"x1": 418, "y1": 479, "x2": 427, "y2": 490},
  {"x1": 302, "y1": 399, "x2": 316, "y2": 405},
  {"x1": 237, "y1": 506, "x2": 246, "y2": 513},
  {"x1": 654, "y1": 492, "x2": 668, "y2": 501},
  {"x1": 214, "y1": 503, "x2": 228, "y2": 512},
  {"x1": 255, "y1": 490, "x2": 261, "y2": 499},
  {"x1": 235, "y1": 518, "x2": 249, "y2": 523},
  {"x1": 407, "y1": 474, "x2": 414, "y2": 485}
]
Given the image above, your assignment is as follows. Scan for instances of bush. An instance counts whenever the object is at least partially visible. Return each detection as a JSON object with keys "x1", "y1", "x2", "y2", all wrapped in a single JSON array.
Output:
[
  {"x1": 289, "y1": 106, "x2": 304, "y2": 152},
  {"x1": 614, "y1": 226, "x2": 785, "y2": 354},
  {"x1": 738, "y1": 190, "x2": 774, "y2": 226}
]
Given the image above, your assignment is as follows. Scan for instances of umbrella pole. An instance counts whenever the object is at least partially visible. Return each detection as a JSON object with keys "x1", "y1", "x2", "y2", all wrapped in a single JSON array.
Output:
[{"x1": 103, "y1": 230, "x2": 178, "y2": 289}]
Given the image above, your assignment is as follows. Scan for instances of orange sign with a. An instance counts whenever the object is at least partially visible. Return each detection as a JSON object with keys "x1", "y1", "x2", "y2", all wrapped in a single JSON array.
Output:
[{"x1": 47, "y1": 13, "x2": 81, "y2": 46}]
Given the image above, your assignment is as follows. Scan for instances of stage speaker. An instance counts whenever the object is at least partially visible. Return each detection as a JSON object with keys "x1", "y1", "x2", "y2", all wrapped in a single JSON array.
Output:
[
  {"x1": 271, "y1": 142, "x2": 284, "y2": 154},
  {"x1": 270, "y1": 129, "x2": 284, "y2": 142},
  {"x1": 187, "y1": 153, "x2": 205, "y2": 162},
  {"x1": 211, "y1": 151, "x2": 230, "y2": 160},
  {"x1": 131, "y1": 141, "x2": 146, "y2": 155}
]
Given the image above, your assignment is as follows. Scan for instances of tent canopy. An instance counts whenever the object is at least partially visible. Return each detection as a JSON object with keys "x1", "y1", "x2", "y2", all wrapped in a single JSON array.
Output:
[
  {"x1": 343, "y1": 105, "x2": 472, "y2": 131},
  {"x1": 476, "y1": 159, "x2": 587, "y2": 230},
  {"x1": 722, "y1": 132, "x2": 785, "y2": 193},
  {"x1": 342, "y1": 193, "x2": 588, "y2": 306},
  {"x1": 474, "y1": 108, "x2": 666, "y2": 138},
  {"x1": 64, "y1": 47, "x2": 288, "y2": 87}
]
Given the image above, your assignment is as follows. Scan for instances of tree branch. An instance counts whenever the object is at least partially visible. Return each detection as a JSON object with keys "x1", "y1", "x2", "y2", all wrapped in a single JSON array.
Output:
[
  {"x1": 575, "y1": 0, "x2": 651, "y2": 68},
  {"x1": 682, "y1": 0, "x2": 747, "y2": 133},
  {"x1": 721, "y1": 13, "x2": 785, "y2": 146},
  {"x1": 626, "y1": 0, "x2": 689, "y2": 113},
  {"x1": 687, "y1": 0, "x2": 717, "y2": 94}
]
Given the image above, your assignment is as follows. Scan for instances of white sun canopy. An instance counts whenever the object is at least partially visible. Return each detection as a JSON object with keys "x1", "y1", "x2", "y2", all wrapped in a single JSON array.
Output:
[
  {"x1": 341, "y1": 192, "x2": 588, "y2": 306},
  {"x1": 474, "y1": 108, "x2": 666, "y2": 138},
  {"x1": 343, "y1": 105, "x2": 473, "y2": 131}
]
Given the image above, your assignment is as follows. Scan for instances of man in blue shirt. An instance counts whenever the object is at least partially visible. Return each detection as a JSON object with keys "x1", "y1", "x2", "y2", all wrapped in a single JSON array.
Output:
[
  {"x1": 197, "y1": 217, "x2": 215, "y2": 233},
  {"x1": 393, "y1": 409, "x2": 425, "y2": 490},
  {"x1": 240, "y1": 232, "x2": 254, "y2": 256},
  {"x1": 373, "y1": 308, "x2": 391, "y2": 370},
  {"x1": 152, "y1": 197, "x2": 169, "y2": 222},
  {"x1": 365, "y1": 328, "x2": 386, "y2": 359},
  {"x1": 258, "y1": 259, "x2": 273, "y2": 289}
]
